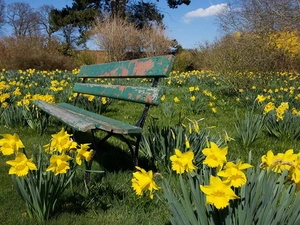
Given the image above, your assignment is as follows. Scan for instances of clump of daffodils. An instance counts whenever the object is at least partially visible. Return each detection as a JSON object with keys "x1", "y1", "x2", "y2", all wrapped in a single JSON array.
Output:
[
  {"x1": 260, "y1": 149, "x2": 300, "y2": 188},
  {"x1": 263, "y1": 101, "x2": 290, "y2": 121},
  {"x1": 132, "y1": 145, "x2": 197, "y2": 199},
  {"x1": 0, "y1": 128, "x2": 94, "y2": 177},
  {"x1": 0, "y1": 128, "x2": 95, "y2": 222},
  {"x1": 200, "y1": 141, "x2": 253, "y2": 209}
]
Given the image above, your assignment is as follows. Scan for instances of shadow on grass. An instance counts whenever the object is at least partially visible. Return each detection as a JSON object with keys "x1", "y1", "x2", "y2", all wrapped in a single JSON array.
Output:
[{"x1": 73, "y1": 131, "x2": 154, "y2": 173}]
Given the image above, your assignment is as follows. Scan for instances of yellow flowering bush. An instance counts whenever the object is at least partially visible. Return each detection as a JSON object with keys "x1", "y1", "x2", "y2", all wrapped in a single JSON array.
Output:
[{"x1": 0, "y1": 128, "x2": 94, "y2": 223}]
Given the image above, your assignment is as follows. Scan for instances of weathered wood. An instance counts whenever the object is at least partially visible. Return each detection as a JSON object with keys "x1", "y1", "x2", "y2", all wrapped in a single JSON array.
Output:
[
  {"x1": 73, "y1": 84, "x2": 164, "y2": 105},
  {"x1": 34, "y1": 55, "x2": 175, "y2": 173},
  {"x1": 34, "y1": 100, "x2": 142, "y2": 134},
  {"x1": 78, "y1": 55, "x2": 175, "y2": 78}
]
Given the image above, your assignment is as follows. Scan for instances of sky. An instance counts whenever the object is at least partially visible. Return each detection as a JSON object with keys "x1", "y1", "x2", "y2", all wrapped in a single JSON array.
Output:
[{"x1": 4, "y1": 0, "x2": 227, "y2": 49}]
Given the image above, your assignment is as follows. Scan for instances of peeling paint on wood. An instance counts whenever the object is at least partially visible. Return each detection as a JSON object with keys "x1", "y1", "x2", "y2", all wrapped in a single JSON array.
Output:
[
  {"x1": 79, "y1": 55, "x2": 175, "y2": 78},
  {"x1": 73, "y1": 84, "x2": 163, "y2": 105},
  {"x1": 34, "y1": 55, "x2": 174, "y2": 135}
]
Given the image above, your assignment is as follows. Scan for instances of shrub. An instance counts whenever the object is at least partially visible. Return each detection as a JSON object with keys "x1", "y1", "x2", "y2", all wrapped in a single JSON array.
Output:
[
  {"x1": 92, "y1": 17, "x2": 173, "y2": 62},
  {"x1": 172, "y1": 50, "x2": 203, "y2": 72},
  {"x1": 198, "y1": 32, "x2": 300, "y2": 73},
  {"x1": 0, "y1": 36, "x2": 76, "y2": 70}
]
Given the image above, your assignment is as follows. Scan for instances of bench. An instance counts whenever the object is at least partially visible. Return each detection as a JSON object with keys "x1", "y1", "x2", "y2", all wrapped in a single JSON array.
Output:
[{"x1": 33, "y1": 55, "x2": 175, "y2": 179}]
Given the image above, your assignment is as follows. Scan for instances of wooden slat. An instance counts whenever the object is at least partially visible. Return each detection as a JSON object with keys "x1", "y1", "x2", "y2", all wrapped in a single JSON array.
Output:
[
  {"x1": 33, "y1": 100, "x2": 142, "y2": 134},
  {"x1": 56, "y1": 103, "x2": 142, "y2": 134},
  {"x1": 73, "y1": 84, "x2": 164, "y2": 105},
  {"x1": 34, "y1": 100, "x2": 96, "y2": 132},
  {"x1": 78, "y1": 55, "x2": 175, "y2": 78}
]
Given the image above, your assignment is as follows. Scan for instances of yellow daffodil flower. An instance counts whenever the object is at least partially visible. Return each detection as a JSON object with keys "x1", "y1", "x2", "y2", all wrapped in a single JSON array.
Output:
[
  {"x1": 44, "y1": 128, "x2": 76, "y2": 154},
  {"x1": 0, "y1": 133, "x2": 25, "y2": 155},
  {"x1": 290, "y1": 154, "x2": 300, "y2": 188},
  {"x1": 132, "y1": 166, "x2": 160, "y2": 199},
  {"x1": 263, "y1": 102, "x2": 275, "y2": 114},
  {"x1": 200, "y1": 176, "x2": 239, "y2": 210},
  {"x1": 170, "y1": 149, "x2": 197, "y2": 174},
  {"x1": 202, "y1": 142, "x2": 228, "y2": 168},
  {"x1": 173, "y1": 97, "x2": 180, "y2": 103},
  {"x1": 257, "y1": 95, "x2": 266, "y2": 103},
  {"x1": 261, "y1": 149, "x2": 295, "y2": 173},
  {"x1": 75, "y1": 144, "x2": 94, "y2": 165},
  {"x1": 101, "y1": 97, "x2": 107, "y2": 104},
  {"x1": 6, "y1": 152, "x2": 37, "y2": 177},
  {"x1": 218, "y1": 160, "x2": 253, "y2": 187},
  {"x1": 46, "y1": 154, "x2": 73, "y2": 175}
]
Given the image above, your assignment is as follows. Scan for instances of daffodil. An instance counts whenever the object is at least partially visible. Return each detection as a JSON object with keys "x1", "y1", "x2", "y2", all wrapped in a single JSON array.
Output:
[
  {"x1": 261, "y1": 149, "x2": 295, "y2": 173},
  {"x1": 46, "y1": 154, "x2": 73, "y2": 175},
  {"x1": 0, "y1": 133, "x2": 25, "y2": 155},
  {"x1": 132, "y1": 166, "x2": 160, "y2": 199},
  {"x1": 190, "y1": 96, "x2": 196, "y2": 101},
  {"x1": 260, "y1": 150, "x2": 282, "y2": 172},
  {"x1": 44, "y1": 128, "x2": 76, "y2": 154},
  {"x1": 202, "y1": 142, "x2": 228, "y2": 168},
  {"x1": 6, "y1": 152, "x2": 37, "y2": 177},
  {"x1": 290, "y1": 153, "x2": 300, "y2": 188},
  {"x1": 173, "y1": 97, "x2": 180, "y2": 103},
  {"x1": 75, "y1": 143, "x2": 94, "y2": 165},
  {"x1": 218, "y1": 160, "x2": 253, "y2": 187},
  {"x1": 189, "y1": 87, "x2": 195, "y2": 92},
  {"x1": 170, "y1": 149, "x2": 197, "y2": 174},
  {"x1": 200, "y1": 176, "x2": 239, "y2": 209},
  {"x1": 257, "y1": 94, "x2": 266, "y2": 103},
  {"x1": 263, "y1": 102, "x2": 275, "y2": 114}
]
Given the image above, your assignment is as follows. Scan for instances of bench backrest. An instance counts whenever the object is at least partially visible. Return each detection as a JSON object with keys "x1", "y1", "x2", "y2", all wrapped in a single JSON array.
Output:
[
  {"x1": 78, "y1": 55, "x2": 174, "y2": 78},
  {"x1": 74, "y1": 55, "x2": 175, "y2": 106}
]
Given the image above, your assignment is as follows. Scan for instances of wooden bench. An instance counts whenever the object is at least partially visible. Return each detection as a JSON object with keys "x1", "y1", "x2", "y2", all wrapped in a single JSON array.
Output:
[{"x1": 33, "y1": 55, "x2": 175, "y2": 179}]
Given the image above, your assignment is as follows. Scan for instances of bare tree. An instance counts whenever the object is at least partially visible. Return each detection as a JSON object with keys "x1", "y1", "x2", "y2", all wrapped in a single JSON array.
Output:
[
  {"x1": 140, "y1": 24, "x2": 173, "y2": 57},
  {"x1": 6, "y1": 2, "x2": 41, "y2": 37},
  {"x1": 0, "y1": 0, "x2": 5, "y2": 31},
  {"x1": 92, "y1": 17, "x2": 140, "y2": 61},
  {"x1": 217, "y1": 0, "x2": 300, "y2": 34},
  {"x1": 37, "y1": 4, "x2": 55, "y2": 38}
]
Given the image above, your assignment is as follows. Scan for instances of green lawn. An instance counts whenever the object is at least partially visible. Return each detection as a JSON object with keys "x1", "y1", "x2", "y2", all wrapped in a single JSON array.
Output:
[{"x1": 0, "y1": 70, "x2": 300, "y2": 224}]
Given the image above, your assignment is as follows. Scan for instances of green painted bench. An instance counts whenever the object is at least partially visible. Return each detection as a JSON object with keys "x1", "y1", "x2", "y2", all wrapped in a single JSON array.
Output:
[{"x1": 34, "y1": 55, "x2": 175, "y2": 179}]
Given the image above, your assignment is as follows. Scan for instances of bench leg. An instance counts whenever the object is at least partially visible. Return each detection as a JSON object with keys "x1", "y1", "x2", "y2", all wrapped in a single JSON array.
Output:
[
  {"x1": 84, "y1": 130, "x2": 99, "y2": 184},
  {"x1": 40, "y1": 113, "x2": 49, "y2": 135},
  {"x1": 134, "y1": 135, "x2": 142, "y2": 166}
]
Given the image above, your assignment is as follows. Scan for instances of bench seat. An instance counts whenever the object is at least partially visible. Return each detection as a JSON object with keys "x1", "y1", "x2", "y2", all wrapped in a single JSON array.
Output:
[{"x1": 34, "y1": 100, "x2": 142, "y2": 134}]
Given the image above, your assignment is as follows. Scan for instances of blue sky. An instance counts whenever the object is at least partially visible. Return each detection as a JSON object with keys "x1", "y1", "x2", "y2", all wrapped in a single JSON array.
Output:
[{"x1": 5, "y1": 0, "x2": 227, "y2": 49}]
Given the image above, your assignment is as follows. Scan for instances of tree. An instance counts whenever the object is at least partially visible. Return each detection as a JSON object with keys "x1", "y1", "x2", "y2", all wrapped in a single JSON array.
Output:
[
  {"x1": 6, "y1": 2, "x2": 41, "y2": 37},
  {"x1": 49, "y1": 0, "x2": 164, "y2": 51},
  {"x1": 164, "y1": 0, "x2": 191, "y2": 8},
  {"x1": 204, "y1": 0, "x2": 300, "y2": 72},
  {"x1": 49, "y1": 1, "x2": 100, "y2": 51},
  {"x1": 49, "y1": 7, "x2": 83, "y2": 54},
  {"x1": 49, "y1": 0, "x2": 191, "y2": 53},
  {"x1": 127, "y1": 1, "x2": 164, "y2": 29},
  {"x1": 0, "y1": 0, "x2": 5, "y2": 32},
  {"x1": 217, "y1": 0, "x2": 300, "y2": 34},
  {"x1": 37, "y1": 5, "x2": 56, "y2": 38}
]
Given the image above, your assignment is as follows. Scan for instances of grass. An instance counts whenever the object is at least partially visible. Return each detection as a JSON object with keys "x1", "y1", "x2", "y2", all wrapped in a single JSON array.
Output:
[{"x1": 0, "y1": 69, "x2": 300, "y2": 224}]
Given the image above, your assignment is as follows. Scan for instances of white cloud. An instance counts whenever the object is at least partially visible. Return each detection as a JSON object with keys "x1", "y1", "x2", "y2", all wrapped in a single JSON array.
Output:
[{"x1": 183, "y1": 3, "x2": 228, "y2": 23}]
